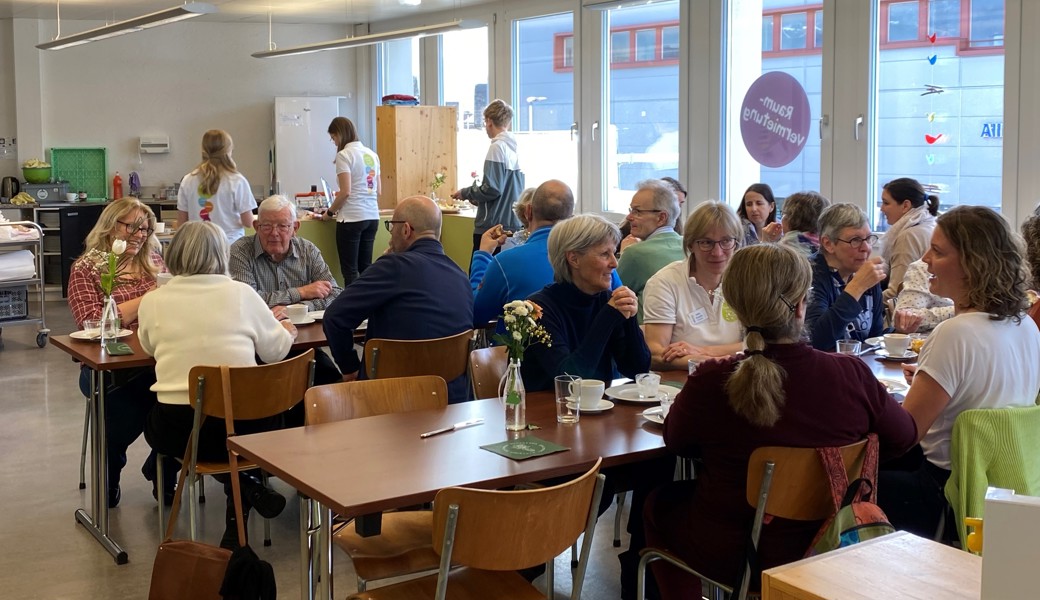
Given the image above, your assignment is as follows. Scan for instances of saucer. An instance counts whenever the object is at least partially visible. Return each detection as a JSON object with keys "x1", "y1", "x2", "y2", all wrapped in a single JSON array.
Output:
[
  {"x1": 308, "y1": 310, "x2": 324, "y2": 321},
  {"x1": 70, "y1": 329, "x2": 132, "y2": 341},
  {"x1": 290, "y1": 317, "x2": 316, "y2": 326},
  {"x1": 641, "y1": 406, "x2": 665, "y2": 425},
  {"x1": 875, "y1": 348, "x2": 917, "y2": 361},
  {"x1": 878, "y1": 378, "x2": 909, "y2": 394},
  {"x1": 605, "y1": 382, "x2": 679, "y2": 403},
  {"x1": 567, "y1": 398, "x2": 614, "y2": 413}
]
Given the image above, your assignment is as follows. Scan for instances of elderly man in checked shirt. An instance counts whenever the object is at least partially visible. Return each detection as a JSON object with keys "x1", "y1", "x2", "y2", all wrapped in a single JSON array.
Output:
[{"x1": 230, "y1": 194, "x2": 343, "y2": 388}]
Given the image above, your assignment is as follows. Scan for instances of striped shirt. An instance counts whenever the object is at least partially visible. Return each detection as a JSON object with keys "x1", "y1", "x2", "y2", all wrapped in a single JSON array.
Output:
[
  {"x1": 228, "y1": 235, "x2": 342, "y2": 309},
  {"x1": 67, "y1": 251, "x2": 165, "y2": 328}
]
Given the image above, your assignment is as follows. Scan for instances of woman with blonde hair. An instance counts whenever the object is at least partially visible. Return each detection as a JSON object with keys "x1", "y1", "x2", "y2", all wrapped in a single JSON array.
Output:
[
  {"x1": 642, "y1": 201, "x2": 745, "y2": 370},
  {"x1": 643, "y1": 243, "x2": 916, "y2": 597},
  {"x1": 68, "y1": 197, "x2": 168, "y2": 507},
  {"x1": 325, "y1": 116, "x2": 381, "y2": 285},
  {"x1": 177, "y1": 129, "x2": 257, "y2": 243}
]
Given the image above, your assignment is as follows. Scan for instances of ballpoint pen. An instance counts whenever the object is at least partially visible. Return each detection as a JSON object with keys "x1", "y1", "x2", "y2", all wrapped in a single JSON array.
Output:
[{"x1": 419, "y1": 418, "x2": 485, "y2": 439}]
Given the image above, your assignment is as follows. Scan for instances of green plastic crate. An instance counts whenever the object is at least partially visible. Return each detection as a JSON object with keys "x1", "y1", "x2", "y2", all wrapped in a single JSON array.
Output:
[{"x1": 50, "y1": 148, "x2": 108, "y2": 201}]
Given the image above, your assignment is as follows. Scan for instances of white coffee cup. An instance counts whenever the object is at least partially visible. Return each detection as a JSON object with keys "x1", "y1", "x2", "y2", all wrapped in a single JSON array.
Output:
[
  {"x1": 883, "y1": 333, "x2": 911, "y2": 356},
  {"x1": 286, "y1": 303, "x2": 308, "y2": 324},
  {"x1": 154, "y1": 222, "x2": 166, "y2": 234},
  {"x1": 578, "y1": 379, "x2": 605, "y2": 410},
  {"x1": 156, "y1": 272, "x2": 173, "y2": 288},
  {"x1": 66, "y1": 192, "x2": 78, "y2": 202}
]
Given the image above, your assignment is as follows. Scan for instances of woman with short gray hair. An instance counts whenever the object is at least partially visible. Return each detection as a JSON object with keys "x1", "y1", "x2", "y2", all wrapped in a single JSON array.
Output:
[
  {"x1": 522, "y1": 214, "x2": 650, "y2": 391},
  {"x1": 139, "y1": 221, "x2": 298, "y2": 550},
  {"x1": 806, "y1": 203, "x2": 916, "y2": 350}
]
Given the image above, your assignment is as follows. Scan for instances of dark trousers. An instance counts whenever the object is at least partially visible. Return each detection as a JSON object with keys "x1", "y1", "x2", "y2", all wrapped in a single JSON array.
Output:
[
  {"x1": 79, "y1": 366, "x2": 157, "y2": 490},
  {"x1": 336, "y1": 219, "x2": 378, "y2": 286},
  {"x1": 144, "y1": 402, "x2": 286, "y2": 465},
  {"x1": 878, "y1": 444, "x2": 952, "y2": 539}
]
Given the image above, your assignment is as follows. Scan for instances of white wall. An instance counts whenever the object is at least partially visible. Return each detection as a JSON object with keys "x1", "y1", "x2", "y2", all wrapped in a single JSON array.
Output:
[
  {"x1": 1, "y1": 19, "x2": 362, "y2": 195},
  {"x1": 0, "y1": 20, "x2": 18, "y2": 180}
]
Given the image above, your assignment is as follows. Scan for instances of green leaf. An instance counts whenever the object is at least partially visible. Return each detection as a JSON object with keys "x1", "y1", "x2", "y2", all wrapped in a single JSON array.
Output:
[{"x1": 506, "y1": 390, "x2": 522, "y2": 405}]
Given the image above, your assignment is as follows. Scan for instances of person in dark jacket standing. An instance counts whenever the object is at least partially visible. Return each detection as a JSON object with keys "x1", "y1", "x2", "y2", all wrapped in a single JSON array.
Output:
[{"x1": 452, "y1": 99, "x2": 524, "y2": 261}]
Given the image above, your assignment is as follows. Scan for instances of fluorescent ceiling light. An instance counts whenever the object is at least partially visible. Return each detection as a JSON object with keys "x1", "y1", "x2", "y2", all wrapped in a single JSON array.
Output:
[
  {"x1": 252, "y1": 20, "x2": 476, "y2": 59},
  {"x1": 37, "y1": 2, "x2": 218, "y2": 51}
]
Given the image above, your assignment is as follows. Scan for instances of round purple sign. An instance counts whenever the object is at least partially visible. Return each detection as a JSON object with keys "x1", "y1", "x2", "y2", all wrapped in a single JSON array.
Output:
[{"x1": 739, "y1": 72, "x2": 811, "y2": 168}]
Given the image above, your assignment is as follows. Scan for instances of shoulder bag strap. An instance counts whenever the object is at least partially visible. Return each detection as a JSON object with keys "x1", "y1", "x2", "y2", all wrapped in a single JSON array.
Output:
[
  {"x1": 860, "y1": 433, "x2": 880, "y2": 503},
  {"x1": 815, "y1": 446, "x2": 850, "y2": 512},
  {"x1": 163, "y1": 435, "x2": 194, "y2": 542}
]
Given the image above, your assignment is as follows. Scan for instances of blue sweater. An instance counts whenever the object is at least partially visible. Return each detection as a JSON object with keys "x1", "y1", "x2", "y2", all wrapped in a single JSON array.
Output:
[
  {"x1": 806, "y1": 252, "x2": 888, "y2": 350},
  {"x1": 522, "y1": 282, "x2": 650, "y2": 392},
  {"x1": 323, "y1": 238, "x2": 474, "y2": 403},
  {"x1": 470, "y1": 226, "x2": 622, "y2": 330}
]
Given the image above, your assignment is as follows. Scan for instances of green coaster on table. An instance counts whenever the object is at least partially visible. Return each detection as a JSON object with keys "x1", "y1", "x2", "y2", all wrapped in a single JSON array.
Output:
[
  {"x1": 481, "y1": 436, "x2": 569, "y2": 461},
  {"x1": 103, "y1": 342, "x2": 134, "y2": 356}
]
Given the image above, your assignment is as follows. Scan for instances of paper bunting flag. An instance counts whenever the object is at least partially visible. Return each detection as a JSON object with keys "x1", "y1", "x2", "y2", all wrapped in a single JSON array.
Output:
[{"x1": 925, "y1": 134, "x2": 944, "y2": 145}]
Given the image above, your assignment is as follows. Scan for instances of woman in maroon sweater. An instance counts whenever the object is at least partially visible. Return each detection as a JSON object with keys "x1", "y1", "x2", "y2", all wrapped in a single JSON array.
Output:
[{"x1": 644, "y1": 243, "x2": 917, "y2": 597}]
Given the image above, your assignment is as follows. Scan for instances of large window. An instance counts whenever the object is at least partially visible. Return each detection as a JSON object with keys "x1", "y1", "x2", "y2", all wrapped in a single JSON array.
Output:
[
  {"x1": 440, "y1": 27, "x2": 490, "y2": 186},
  {"x1": 378, "y1": 39, "x2": 420, "y2": 99},
  {"x1": 872, "y1": 0, "x2": 1005, "y2": 227}
]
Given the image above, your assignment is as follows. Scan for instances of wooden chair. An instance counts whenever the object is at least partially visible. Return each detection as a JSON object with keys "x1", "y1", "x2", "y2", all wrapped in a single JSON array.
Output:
[
  {"x1": 364, "y1": 329, "x2": 473, "y2": 382},
  {"x1": 156, "y1": 349, "x2": 315, "y2": 544},
  {"x1": 469, "y1": 346, "x2": 508, "y2": 400},
  {"x1": 637, "y1": 440, "x2": 868, "y2": 600},
  {"x1": 304, "y1": 376, "x2": 449, "y2": 592},
  {"x1": 346, "y1": 458, "x2": 606, "y2": 600}
]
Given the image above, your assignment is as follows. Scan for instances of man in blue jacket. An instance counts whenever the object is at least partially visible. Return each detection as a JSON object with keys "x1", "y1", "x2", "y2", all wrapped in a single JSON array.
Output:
[
  {"x1": 471, "y1": 179, "x2": 622, "y2": 331},
  {"x1": 324, "y1": 196, "x2": 474, "y2": 403}
]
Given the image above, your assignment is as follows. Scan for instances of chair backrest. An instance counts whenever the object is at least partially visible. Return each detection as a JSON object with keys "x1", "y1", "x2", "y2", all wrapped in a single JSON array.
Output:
[
  {"x1": 432, "y1": 459, "x2": 605, "y2": 571},
  {"x1": 364, "y1": 329, "x2": 473, "y2": 381},
  {"x1": 303, "y1": 375, "x2": 448, "y2": 425},
  {"x1": 188, "y1": 349, "x2": 315, "y2": 425},
  {"x1": 946, "y1": 406, "x2": 1040, "y2": 544},
  {"x1": 746, "y1": 440, "x2": 868, "y2": 521},
  {"x1": 469, "y1": 346, "x2": 508, "y2": 399}
]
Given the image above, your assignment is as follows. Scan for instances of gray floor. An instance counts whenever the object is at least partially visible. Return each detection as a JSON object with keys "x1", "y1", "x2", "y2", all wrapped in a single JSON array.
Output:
[{"x1": 0, "y1": 301, "x2": 628, "y2": 599}]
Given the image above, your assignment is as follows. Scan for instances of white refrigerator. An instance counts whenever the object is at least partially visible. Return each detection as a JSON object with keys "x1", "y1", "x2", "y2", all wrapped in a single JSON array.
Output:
[{"x1": 273, "y1": 96, "x2": 344, "y2": 199}]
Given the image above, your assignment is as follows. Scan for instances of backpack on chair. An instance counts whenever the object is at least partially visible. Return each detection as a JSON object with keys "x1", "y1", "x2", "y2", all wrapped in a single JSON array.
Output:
[{"x1": 806, "y1": 433, "x2": 895, "y2": 556}]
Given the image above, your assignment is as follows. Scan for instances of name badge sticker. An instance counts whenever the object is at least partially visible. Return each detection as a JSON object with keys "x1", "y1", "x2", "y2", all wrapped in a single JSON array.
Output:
[{"x1": 691, "y1": 308, "x2": 708, "y2": 324}]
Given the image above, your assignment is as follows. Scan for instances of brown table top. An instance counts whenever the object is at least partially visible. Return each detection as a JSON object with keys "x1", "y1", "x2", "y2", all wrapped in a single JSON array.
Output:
[
  {"x1": 50, "y1": 321, "x2": 337, "y2": 371},
  {"x1": 228, "y1": 390, "x2": 674, "y2": 519}
]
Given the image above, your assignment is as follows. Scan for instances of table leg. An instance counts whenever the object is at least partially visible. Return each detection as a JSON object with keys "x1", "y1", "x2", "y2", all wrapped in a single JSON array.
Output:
[
  {"x1": 73, "y1": 369, "x2": 128, "y2": 564},
  {"x1": 321, "y1": 505, "x2": 333, "y2": 600},
  {"x1": 300, "y1": 495, "x2": 318, "y2": 600}
]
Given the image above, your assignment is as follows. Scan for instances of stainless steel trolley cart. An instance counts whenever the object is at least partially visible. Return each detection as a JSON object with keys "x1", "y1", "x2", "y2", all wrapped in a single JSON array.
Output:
[{"x1": 0, "y1": 221, "x2": 49, "y2": 348}]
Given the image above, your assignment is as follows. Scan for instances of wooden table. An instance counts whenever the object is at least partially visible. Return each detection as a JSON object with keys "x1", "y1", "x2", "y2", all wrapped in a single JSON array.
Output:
[
  {"x1": 761, "y1": 532, "x2": 981, "y2": 599},
  {"x1": 228, "y1": 375, "x2": 684, "y2": 600},
  {"x1": 49, "y1": 321, "x2": 334, "y2": 564}
]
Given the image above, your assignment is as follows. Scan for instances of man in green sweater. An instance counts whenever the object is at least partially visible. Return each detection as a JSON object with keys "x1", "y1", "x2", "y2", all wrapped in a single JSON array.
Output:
[{"x1": 617, "y1": 179, "x2": 684, "y2": 322}]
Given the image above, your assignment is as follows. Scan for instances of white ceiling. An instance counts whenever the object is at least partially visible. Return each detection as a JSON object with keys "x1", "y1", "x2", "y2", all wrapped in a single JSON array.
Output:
[{"x1": 0, "y1": 0, "x2": 492, "y2": 26}]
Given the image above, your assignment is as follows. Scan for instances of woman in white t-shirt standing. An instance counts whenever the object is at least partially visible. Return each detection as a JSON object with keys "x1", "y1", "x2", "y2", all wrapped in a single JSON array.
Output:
[
  {"x1": 879, "y1": 205, "x2": 1040, "y2": 537},
  {"x1": 324, "y1": 117, "x2": 380, "y2": 285},
  {"x1": 177, "y1": 130, "x2": 257, "y2": 244}
]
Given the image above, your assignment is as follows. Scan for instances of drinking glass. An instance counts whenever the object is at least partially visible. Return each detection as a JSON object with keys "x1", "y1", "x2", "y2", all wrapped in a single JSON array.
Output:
[
  {"x1": 659, "y1": 392, "x2": 674, "y2": 420},
  {"x1": 836, "y1": 340, "x2": 862, "y2": 355},
  {"x1": 555, "y1": 374, "x2": 581, "y2": 424},
  {"x1": 636, "y1": 372, "x2": 661, "y2": 400}
]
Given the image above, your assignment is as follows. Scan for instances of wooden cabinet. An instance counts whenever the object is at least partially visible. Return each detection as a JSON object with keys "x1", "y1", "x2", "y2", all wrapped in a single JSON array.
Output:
[{"x1": 376, "y1": 105, "x2": 458, "y2": 209}]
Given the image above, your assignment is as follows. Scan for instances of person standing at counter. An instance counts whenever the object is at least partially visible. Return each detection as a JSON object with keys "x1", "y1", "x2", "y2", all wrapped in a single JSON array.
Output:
[
  {"x1": 324, "y1": 116, "x2": 381, "y2": 285},
  {"x1": 177, "y1": 129, "x2": 257, "y2": 244},
  {"x1": 451, "y1": 99, "x2": 524, "y2": 261}
]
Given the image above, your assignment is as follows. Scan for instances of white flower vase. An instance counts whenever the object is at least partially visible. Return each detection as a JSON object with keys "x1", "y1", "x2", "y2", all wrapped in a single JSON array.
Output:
[
  {"x1": 100, "y1": 296, "x2": 119, "y2": 349},
  {"x1": 500, "y1": 358, "x2": 526, "y2": 431}
]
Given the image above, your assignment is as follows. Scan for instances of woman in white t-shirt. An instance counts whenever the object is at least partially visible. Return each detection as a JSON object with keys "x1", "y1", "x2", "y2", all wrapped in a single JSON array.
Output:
[
  {"x1": 324, "y1": 117, "x2": 381, "y2": 285},
  {"x1": 642, "y1": 201, "x2": 745, "y2": 370},
  {"x1": 879, "y1": 205, "x2": 1040, "y2": 538},
  {"x1": 177, "y1": 129, "x2": 257, "y2": 243}
]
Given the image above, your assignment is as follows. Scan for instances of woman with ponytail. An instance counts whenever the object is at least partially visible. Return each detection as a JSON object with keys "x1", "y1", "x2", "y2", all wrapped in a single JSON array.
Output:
[
  {"x1": 879, "y1": 177, "x2": 940, "y2": 302},
  {"x1": 177, "y1": 129, "x2": 257, "y2": 243},
  {"x1": 642, "y1": 243, "x2": 916, "y2": 598}
]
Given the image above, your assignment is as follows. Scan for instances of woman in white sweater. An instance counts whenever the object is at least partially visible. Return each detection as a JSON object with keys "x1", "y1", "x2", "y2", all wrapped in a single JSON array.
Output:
[
  {"x1": 879, "y1": 177, "x2": 939, "y2": 302},
  {"x1": 140, "y1": 221, "x2": 297, "y2": 549}
]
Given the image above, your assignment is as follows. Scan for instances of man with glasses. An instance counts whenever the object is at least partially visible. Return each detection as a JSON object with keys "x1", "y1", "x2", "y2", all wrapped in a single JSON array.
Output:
[
  {"x1": 324, "y1": 196, "x2": 474, "y2": 402},
  {"x1": 806, "y1": 203, "x2": 918, "y2": 350},
  {"x1": 229, "y1": 195, "x2": 343, "y2": 386},
  {"x1": 616, "y1": 179, "x2": 685, "y2": 322}
]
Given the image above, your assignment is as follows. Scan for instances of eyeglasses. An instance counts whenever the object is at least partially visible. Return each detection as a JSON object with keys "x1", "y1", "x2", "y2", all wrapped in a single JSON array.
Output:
[
  {"x1": 835, "y1": 234, "x2": 879, "y2": 249},
  {"x1": 257, "y1": 223, "x2": 293, "y2": 234},
  {"x1": 692, "y1": 238, "x2": 738, "y2": 252},
  {"x1": 116, "y1": 220, "x2": 154, "y2": 236},
  {"x1": 383, "y1": 220, "x2": 407, "y2": 232},
  {"x1": 628, "y1": 206, "x2": 663, "y2": 215},
  {"x1": 778, "y1": 286, "x2": 813, "y2": 313}
]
